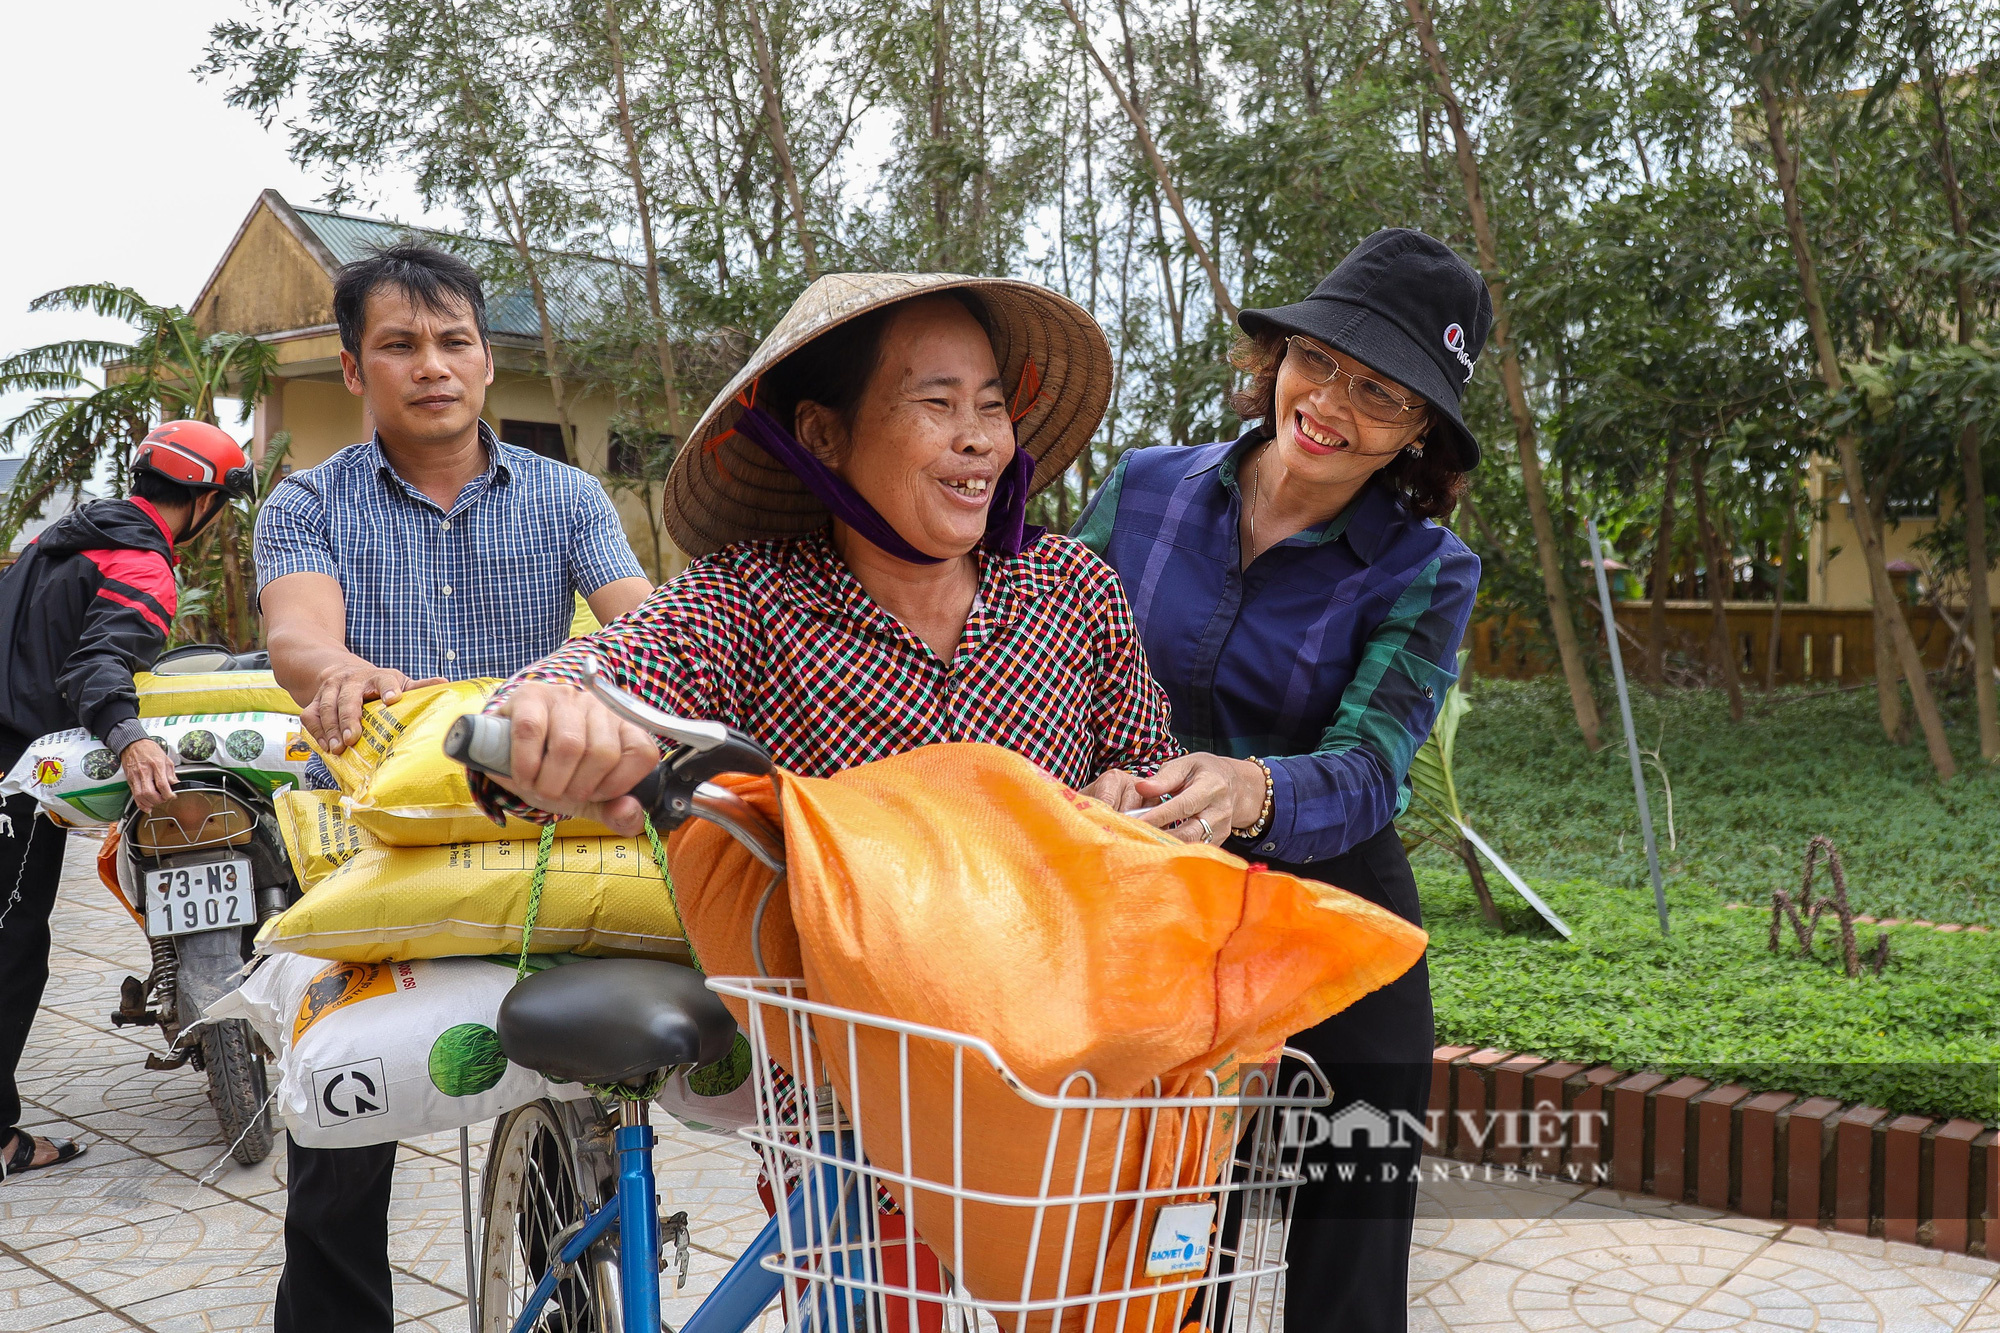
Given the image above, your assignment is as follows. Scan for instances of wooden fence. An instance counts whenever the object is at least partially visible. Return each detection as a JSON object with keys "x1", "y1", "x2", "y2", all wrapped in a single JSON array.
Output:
[{"x1": 1470, "y1": 601, "x2": 1958, "y2": 687}]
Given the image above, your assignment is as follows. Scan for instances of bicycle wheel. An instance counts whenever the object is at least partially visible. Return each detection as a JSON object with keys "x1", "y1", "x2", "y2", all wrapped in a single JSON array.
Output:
[{"x1": 479, "y1": 1099, "x2": 619, "y2": 1332}]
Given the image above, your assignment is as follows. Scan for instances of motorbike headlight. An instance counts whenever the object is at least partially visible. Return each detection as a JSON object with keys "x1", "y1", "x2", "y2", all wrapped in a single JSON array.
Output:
[{"x1": 129, "y1": 787, "x2": 258, "y2": 854}]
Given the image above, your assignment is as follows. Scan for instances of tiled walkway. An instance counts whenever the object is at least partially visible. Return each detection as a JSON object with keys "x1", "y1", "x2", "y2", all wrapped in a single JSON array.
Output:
[{"x1": 4, "y1": 831, "x2": 1997, "y2": 1331}]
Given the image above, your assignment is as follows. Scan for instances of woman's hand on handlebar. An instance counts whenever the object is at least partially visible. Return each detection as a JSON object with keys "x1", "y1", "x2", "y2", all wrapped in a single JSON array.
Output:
[{"x1": 488, "y1": 682, "x2": 662, "y2": 835}]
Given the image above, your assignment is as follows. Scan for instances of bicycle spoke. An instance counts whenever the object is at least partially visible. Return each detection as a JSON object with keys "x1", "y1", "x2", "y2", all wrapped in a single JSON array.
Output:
[{"x1": 484, "y1": 1104, "x2": 610, "y2": 1333}]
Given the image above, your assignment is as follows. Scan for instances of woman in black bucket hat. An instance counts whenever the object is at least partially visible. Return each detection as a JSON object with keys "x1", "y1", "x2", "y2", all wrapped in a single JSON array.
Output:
[{"x1": 1073, "y1": 229, "x2": 1490, "y2": 1331}]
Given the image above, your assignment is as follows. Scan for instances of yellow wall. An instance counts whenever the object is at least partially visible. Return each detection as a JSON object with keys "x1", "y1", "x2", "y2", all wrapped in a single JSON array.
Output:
[
  {"x1": 193, "y1": 206, "x2": 333, "y2": 337},
  {"x1": 276, "y1": 379, "x2": 367, "y2": 470},
  {"x1": 1806, "y1": 456, "x2": 1947, "y2": 606},
  {"x1": 480, "y1": 375, "x2": 611, "y2": 460},
  {"x1": 477, "y1": 375, "x2": 681, "y2": 580}
]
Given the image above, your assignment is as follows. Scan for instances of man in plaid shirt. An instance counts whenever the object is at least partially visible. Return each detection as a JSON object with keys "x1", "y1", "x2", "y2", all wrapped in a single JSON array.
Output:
[{"x1": 254, "y1": 243, "x2": 650, "y2": 1333}]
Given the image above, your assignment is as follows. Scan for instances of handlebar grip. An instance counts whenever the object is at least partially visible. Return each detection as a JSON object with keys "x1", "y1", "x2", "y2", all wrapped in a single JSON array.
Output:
[
  {"x1": 443, "y1": 713, "x2": 513, "y2": 778},
  {"x1": 444, "y1": 713, "x2": 670, "y2": 815}
]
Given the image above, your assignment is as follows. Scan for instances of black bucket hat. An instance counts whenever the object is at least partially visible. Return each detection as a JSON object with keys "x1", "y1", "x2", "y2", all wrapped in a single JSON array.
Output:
[{"x1": 1238, "y1": 228, "x2": 1492, "y2": 470}]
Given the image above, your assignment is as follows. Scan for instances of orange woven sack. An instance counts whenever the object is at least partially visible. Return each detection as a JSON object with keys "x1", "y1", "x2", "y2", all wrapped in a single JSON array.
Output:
[{"x1": 670, "y1": 743, "x2": 1427, "y2": 1330}]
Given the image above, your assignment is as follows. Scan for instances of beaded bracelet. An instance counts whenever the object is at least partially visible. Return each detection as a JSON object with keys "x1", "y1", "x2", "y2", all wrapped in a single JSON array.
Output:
[{"x1": 1237, "y1": 757, "x2": 1275, "y2": 841}]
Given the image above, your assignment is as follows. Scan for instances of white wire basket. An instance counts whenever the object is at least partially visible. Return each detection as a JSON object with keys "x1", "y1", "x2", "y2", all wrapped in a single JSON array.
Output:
[{"x1": 705, "y1": 976, "x2": 1333, "y2": 1333}]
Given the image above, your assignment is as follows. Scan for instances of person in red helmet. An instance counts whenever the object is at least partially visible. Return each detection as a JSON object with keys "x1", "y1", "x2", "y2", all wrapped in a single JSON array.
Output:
[{"x1": 0, "y1": 419, "x2": 249, "y2": 1180}]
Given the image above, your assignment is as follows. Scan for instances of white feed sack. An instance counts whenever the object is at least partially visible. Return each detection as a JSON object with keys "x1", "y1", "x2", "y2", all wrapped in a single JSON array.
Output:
[
  {"x1": 212, "y1": 952, "x2": 587, "y2": 1149},
  {"x1": 653, "y1": 1032, "x2": 758, "y2": 1135},
  {"x1": 0, "y1": 713, "x2": 312, "y2": 826}
]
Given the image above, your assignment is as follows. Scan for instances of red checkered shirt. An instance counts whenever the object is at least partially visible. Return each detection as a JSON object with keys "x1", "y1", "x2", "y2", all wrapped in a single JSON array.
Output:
[{"x1": 478, "y1": 529, "x2": 1181, "y2": 815}]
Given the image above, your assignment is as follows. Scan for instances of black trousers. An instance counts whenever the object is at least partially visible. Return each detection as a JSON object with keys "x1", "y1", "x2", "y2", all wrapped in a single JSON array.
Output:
[
  {"x1": 0, "y1": 775, "x2": 71, "y2": 1141},
  {"x1": 276, "y1": 1136, "x2": 398, "y2": 1333},
  {"x1": 1264, "y1": 825, "x2": 1434, "y2": 1333}
]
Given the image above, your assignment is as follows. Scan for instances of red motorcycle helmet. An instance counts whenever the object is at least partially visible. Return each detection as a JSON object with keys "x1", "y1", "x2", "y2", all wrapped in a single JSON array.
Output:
[{"x1": 134, "y1": 421, "x2": 255, "y2": 499}]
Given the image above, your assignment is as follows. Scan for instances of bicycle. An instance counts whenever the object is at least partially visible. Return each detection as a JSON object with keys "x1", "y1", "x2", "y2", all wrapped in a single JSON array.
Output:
[{"x1": 447, "y1": 661, "x2": 1332, "y2": 1332}]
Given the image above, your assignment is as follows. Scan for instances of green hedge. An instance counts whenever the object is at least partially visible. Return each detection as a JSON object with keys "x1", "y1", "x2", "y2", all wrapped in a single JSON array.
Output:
[
  {"x1": 1437, "y1": 677, "x2": 2000, "y2": 926},
  {"x1": 1422, "y1": 869, "x2": 1998, "y2": 1120},
  {"x1": 1414, "y1": 678, "x2": 2000, "y2": 1122}
]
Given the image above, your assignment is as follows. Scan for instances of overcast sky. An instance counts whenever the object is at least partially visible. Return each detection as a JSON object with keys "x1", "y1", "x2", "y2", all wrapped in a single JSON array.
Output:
[{"x1": 0, "y1": 1, "x2": 438, "y2": 450}]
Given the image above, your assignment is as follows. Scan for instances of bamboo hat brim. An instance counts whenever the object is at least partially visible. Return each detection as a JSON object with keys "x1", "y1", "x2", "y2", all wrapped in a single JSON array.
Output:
[{"x1": 663, "y1": 272, "x2": 1113, "y2": 559}]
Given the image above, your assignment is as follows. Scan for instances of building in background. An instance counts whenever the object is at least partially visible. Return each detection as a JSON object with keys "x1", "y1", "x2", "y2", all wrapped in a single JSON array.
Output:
[
  {"x1": 1805, "y1": 456, "x2": 1948, "y2": 607},
  {"x1": 190, "y1": 189, "x2": 675, "y2": 576}
]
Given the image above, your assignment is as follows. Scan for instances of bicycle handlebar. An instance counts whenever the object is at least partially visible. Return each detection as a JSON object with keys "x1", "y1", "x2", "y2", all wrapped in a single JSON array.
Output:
[{"x1": 441, "y1": 674, "x2": 787, "y2": 875}]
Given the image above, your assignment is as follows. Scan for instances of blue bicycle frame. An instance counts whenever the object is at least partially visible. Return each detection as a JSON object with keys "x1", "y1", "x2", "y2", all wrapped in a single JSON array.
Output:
[{"x1": 508, "y1": 1101, "x2": 872, "y2": 1333}]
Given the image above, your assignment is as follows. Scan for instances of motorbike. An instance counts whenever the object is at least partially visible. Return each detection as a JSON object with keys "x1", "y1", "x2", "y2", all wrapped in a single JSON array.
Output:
[{"x1": 103, "y1": 643, "x2": 303, "y2": 1165}]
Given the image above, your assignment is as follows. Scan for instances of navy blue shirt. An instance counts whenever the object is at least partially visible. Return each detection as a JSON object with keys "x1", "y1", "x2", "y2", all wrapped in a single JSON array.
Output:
[{"x1": 1073, "y1": 434, "x2": 1480, "y2": 864}]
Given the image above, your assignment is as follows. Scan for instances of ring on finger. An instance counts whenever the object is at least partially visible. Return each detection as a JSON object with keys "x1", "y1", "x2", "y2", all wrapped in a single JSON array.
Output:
[{"x1": 1196, "y1": 816, "x2": 1215, "y2": 843}]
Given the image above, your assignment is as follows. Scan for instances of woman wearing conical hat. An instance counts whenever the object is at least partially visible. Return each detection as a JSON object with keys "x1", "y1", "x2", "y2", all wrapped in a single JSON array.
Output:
[{"x1": 471, "y1": 272, "x2": 1238, "y2": 828}]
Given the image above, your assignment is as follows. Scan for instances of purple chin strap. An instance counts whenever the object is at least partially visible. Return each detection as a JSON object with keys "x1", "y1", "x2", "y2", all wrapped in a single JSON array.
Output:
[{"x1": 728, "y1": 403, "x2": 1041, "y2": 565}]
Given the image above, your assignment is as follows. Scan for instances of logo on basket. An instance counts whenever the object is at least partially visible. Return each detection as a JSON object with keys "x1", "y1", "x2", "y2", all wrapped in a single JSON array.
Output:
[
  {"x1": 314, "y1": 1059, "x2": 389, "y2": 1126},
  {"x1": 1144, "y1": 1202, "x2": 1216, "y2": 1278}
]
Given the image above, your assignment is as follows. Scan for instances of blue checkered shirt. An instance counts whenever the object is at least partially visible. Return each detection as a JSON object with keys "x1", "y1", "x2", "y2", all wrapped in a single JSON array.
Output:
[{"x1": 253, "y1": 423, "x2": 645, "y2": 683}]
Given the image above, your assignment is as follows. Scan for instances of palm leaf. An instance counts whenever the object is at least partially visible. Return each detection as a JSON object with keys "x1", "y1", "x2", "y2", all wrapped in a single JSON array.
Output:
[
  {"x1": 28, "y1": 283, "x2": 174, "y2": 327},
  {"x1": 0, "y1": 341, "x2": 137, "y2": 383},
  {"x1": 1396, "y1": 648, "x2": 1573, "y2": 938},
  {"x1": 1399, "y1": 649, "x2": 1502, "y2": 926},
  {"x1": 4, "y1": 279, "x2": 270, "y2": 644}
]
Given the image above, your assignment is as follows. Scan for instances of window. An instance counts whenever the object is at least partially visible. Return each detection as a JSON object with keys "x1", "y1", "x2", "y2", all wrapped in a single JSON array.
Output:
[
  {"x1": 608, "y1": 431, "x2": 675, "y2": 479},
  {"x1": 1884, "y1": 488, "x2": 1940, "y2": 521},
  {"x1": 500, "y1": 419, "x2": 570, "y2": 465}
]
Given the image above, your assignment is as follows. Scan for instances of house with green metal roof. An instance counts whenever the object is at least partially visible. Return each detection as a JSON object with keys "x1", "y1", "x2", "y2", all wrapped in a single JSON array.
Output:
[{"x1": 188, "y1": 189, "x2": 674, "y2": 574}]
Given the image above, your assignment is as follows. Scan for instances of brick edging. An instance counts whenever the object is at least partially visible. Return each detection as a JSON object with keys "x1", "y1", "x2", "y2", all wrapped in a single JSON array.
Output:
[{"x1": 1425, "y1": 1045, "x2": 1995, "y2": 1254}]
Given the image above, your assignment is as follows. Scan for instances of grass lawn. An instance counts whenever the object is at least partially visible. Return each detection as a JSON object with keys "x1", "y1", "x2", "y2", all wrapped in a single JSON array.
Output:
[{"x1": 1413, "y1": 676, "x2": 2000, "y2": 1121}]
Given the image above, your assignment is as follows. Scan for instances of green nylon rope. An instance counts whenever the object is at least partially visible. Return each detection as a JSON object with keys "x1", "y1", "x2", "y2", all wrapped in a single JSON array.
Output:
[
  {"x1": 515, "y1": 824, "x2": 558, "y2": 981},
  {"x1": 516, "y1": 815, "x2": 702, "y2": 1098},
  {"x1": 516, "y1": 817, "x2": 697, "y2": 975}
]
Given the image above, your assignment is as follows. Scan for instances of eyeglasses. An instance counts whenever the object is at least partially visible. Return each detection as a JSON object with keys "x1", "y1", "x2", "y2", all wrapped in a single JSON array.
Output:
[{"x1": 1285, "y1": 337, "x2": 1422, "y2": 424}]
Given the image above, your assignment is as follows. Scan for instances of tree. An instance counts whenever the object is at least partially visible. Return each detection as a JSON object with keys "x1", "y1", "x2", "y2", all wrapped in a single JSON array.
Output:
[
  {"x1": 182, "y1": 0, "x2": 2000, "y2": 768},
  {"x1": 1882, "y1": 0, "x2": 1997, "y2": 759},
  {"x1": 1721, "y1": 0, "x2": 1956, "y2": 779},
  {"x1": 205, "y1": 0, "x2": 597, "y2": 465},
  {"x1": 1058, "y1": 0, "x2": 1236, "y2": 323},
  {"x1": 1404, "y1": 0, "x2": 1603, "y2": 751}
]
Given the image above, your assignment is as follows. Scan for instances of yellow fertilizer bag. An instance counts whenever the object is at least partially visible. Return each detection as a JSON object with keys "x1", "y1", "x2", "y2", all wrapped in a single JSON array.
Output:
[
  {"x1": 135, "y1": 670, "x2": 301, "y2": 718},
  {"x1": 569, "y1": 593, "x2": 600, "y2": 639},
  {"x1": 314, "y1": 679, "x2": 614, "y2": 845},
  {"x1": 262, "y1": 794, "x2": 689, "y2": 963},
  {"x1": 274, "y1": 790, "x2": 371, "y2": 889}
]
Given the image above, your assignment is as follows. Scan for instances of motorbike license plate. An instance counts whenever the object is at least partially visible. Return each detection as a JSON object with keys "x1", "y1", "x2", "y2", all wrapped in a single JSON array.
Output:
[{"x1": 143, "y1": 858, "x2": 255, "y2": 937}]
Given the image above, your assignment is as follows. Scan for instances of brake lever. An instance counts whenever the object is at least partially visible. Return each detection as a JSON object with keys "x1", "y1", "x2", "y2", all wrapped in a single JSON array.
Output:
[
  {"x1": 580, "y1": 658, "x2": 774, "y2": 788},
  {"x1": 442, "y1": 673, "x2": 775, "y2": 833}
]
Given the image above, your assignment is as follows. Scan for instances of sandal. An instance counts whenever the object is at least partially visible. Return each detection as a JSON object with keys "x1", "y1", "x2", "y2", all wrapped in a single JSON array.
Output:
[{"x1": 0, "y1": 1129, "x2": 85, "y2": 1181}]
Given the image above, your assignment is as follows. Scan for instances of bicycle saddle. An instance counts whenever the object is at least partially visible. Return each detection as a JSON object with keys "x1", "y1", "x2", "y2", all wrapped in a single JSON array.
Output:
[{"x1": 497, "y1": 959, "x2": 738, "y2": 1086}]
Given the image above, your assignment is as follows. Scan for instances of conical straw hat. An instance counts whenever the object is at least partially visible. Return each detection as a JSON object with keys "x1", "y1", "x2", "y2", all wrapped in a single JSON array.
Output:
[{"x1": 663, "y1": 272, "x2": 1112, "y2": 559}]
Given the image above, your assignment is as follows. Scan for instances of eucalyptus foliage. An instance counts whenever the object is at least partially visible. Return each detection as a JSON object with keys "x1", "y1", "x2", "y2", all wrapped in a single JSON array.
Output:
[{"x1": 188, "y1": 0, "x2": 2000, "y2": 737}]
